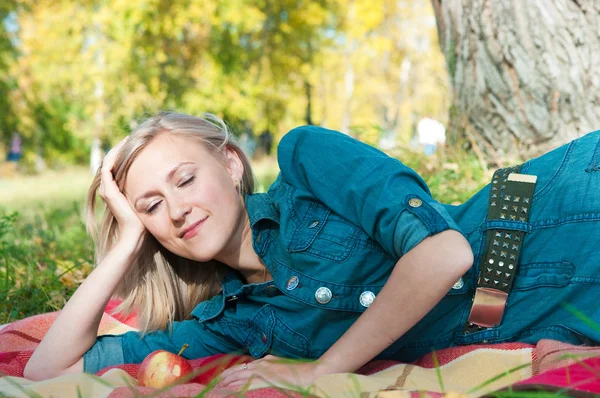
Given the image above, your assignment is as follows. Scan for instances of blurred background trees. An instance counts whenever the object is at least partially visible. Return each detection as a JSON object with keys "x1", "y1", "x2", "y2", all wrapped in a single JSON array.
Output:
[
  {"x1": 0, "y1": 0, "x2": 448, "y2": 168},
  {"x1": 2, "y1": 0, "x2": 598, "y2": 169}
]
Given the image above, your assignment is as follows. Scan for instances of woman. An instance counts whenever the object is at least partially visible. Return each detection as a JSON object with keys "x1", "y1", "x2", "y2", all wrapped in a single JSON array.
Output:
[{"x1": 24, "y1": 112, "x2": 600, "y2": 389}]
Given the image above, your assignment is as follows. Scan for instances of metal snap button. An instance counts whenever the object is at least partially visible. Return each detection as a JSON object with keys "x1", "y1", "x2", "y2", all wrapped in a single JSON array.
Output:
[
  {"x1": 452, "y1": 277, "x2": 464, "y2": 290},
  {"x1": 359, "y1": 291, "x2": 376, "y2": 308},
  {"x1": 315, "y1": 287, "x2": 332, "y2": 304},
  {"x1": 408, "y1": 198, "x2": 423, "y2": 208},
  {"x1": 265, "y1": 285, "x2": 280, "y2": 297},
  {"x1": 308, "y1": 220, "x2": 319, "y2": 229},
  {"x1": 227, "y1": 295, "x2": 238, "y2": 301},
  {"x1": 286, "y1": 276, "x2": 299, "y2": 291}
]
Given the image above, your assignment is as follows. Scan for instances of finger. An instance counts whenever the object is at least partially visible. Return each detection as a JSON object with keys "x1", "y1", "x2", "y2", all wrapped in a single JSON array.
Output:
[
  {"x1": 100, "y1": 164, "x2": 120, "y2": 199},
  {"x1": 228, "y1": 376, "x2": 263, "y2": 390},
  {"x1": 98, "y1": 180, "x2": 105, "y2": 199},
  {"x1": 219, "y1": 362, "x2": 251, "y2": 379},
  {"x1": 218, "y1": 369, "x2": 254, "y2": 387}
]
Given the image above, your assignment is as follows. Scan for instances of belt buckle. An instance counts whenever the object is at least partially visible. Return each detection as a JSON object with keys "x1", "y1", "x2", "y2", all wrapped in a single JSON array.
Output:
[{"x1": 468, "y1": 287, "x2": 508, "y2": 328}]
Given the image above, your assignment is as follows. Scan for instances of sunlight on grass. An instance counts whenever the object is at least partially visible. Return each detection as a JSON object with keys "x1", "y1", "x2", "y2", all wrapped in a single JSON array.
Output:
[{"x1": 0, "y1": 167, "x2": 93, "y2": 212}]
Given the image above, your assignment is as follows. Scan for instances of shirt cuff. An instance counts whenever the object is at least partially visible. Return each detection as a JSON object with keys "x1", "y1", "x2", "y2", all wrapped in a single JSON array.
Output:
[
  {"x1": 83, "y1": 335, "x2": 126, "y2": 374},
  {"x1": 395, "y1": 194, "x2": 463, "y2": 256}
]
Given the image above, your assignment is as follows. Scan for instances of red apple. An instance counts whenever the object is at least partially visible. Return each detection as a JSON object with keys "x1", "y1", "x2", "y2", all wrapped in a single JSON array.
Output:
[{"x1": 138, "y1": 344, "x2": 194, "y2": 388}]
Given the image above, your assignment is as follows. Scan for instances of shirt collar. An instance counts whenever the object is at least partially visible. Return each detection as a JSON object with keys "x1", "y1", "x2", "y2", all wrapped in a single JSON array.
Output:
[
  {"x1": 221, "y1": 270, "x2": 245, "y2": 296},
  {"x1": 244, "y1": 192, "x2": 280, "y2": 228}
]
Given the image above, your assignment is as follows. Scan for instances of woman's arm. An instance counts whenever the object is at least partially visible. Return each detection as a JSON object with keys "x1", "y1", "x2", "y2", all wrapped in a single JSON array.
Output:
[
  {"x1": 24, "y1": 136, "x2": 146, "y2": 381},
  {"x1": 316, "y1": 229, "x2": 473, "y2": 374},
  {"x1": 219, "y1": 229, "x2": 473, "y2": 388},
  {"x1": 23, "y1": 241, "x2": 139, "y2": 380}
]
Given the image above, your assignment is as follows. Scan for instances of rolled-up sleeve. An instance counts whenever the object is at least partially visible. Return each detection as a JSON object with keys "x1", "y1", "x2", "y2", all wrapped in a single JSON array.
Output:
[
  {"x1": 277, "y1": 126, "x2": 462, "y2": 258},
  {"x1": 84, "y1": 318, "x2": 241, "y2": 374}
]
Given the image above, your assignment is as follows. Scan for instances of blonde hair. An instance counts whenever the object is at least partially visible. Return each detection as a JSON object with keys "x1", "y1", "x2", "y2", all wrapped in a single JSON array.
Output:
[{"x1": 85, "y1": 112, "x2": 255, "y2": 333}]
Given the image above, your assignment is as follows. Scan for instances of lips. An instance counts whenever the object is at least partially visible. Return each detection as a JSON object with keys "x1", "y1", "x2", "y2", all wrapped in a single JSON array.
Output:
[{"x1": 180, "y1": 217, "x2": 207, "y2": 239}]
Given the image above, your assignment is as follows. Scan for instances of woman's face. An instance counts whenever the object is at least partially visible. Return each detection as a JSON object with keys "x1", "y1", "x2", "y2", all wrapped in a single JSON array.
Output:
[{"x1": 124, "y1": 133, "x2": 245, "y2": 262}]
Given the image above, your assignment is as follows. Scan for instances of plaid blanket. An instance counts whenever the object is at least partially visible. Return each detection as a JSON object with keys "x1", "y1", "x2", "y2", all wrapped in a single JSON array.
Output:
[{"x1": 1, "y1": 300, "x2": 600, "y2": 397}]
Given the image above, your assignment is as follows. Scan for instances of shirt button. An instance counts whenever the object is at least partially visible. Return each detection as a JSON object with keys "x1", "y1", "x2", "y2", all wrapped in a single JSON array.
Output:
[
  {"x1": 261, "y1": 333, "x2": 267, "y2": 343},
  {"x1": 286, "y1": 276, "x2": 299, "y2": 291},
  {"x1": 308, "y1": 220, "x2": 319, "y2": 229},
  {"x1": 359, "y1": 291, "x2": 376, "y2": 308},
  {"x1": 227, "y1": 295, "x2": 238, "y2": 302},
  {"x1": 452, "y1": 277, "x2": 464, "y2": 290},
  {"x1": 315, "y1": 287, "x2": 332, "y2": 304},
  {"x1": 408, "y1": 198, "x2": 423, "y2": 208},
  {"x1": 265, "y1": 285, "x2": 280, "y2": 297}
]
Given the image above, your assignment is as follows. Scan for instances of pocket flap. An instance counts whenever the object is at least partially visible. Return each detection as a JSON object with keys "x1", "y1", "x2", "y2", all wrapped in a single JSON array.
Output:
[{"x1": 288, "y1": 201, "x2": 330, "y2": 252}]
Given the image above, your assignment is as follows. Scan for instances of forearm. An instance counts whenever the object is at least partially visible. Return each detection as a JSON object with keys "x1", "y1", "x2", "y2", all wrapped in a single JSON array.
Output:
[
  {"x1": 317, "y1": 230, "x2": 473, "y2": 374},
  {"x1": 24, "y1": 242, "x2": 137, "y2": 380}
]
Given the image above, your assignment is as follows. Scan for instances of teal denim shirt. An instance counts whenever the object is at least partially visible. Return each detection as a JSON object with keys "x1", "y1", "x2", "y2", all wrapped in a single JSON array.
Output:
[{"x1": 84, "y1": 126, "x2": 600, "y2": 374}]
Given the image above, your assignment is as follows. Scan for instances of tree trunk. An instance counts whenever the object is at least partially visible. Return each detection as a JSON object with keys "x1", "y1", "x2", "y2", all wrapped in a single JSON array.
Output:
[
  {"x1": 431, "y1": 0, "x2": 600, "y2": 159},
  {"x1": 305, "y1": 80, "x2": 313, "y2": 125}
]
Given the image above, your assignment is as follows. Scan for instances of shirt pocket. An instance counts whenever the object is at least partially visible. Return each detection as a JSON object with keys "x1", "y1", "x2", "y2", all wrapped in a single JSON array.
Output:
[
  {"x1": 287, "y1": 201, "x2": 361, "y2": 262},
  {"x1": 246, "y1": 305, "x2": 309, "y2": 358},
  {"x1": 271, "y1": 313, "x2": 310, "y2": 358}
]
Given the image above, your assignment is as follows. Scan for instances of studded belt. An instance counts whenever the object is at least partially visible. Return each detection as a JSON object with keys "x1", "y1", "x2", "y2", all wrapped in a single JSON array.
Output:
[{"x1": 464, "y1": 165, "x2": 537, "y2": 334}]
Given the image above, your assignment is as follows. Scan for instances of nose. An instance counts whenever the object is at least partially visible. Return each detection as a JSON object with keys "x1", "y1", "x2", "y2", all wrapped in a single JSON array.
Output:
[{"x1": 168, "y1": 196, "x2": 192, "y2": 222}]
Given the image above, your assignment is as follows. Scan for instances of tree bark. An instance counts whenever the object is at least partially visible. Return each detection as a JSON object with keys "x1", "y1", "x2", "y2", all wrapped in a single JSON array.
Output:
[{"x1": 431, "y1": 0, "x2": 600, "y2": 158}]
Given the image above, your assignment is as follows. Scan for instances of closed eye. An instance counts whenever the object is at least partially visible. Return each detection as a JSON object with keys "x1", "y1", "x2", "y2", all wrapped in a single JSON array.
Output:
[
  {"x1": 145, "y1": 201, "x2": 161, "y2": 214},
  {"x1": 144, "y1": 175, "x2": 195, "y2": 214},
  {"x1": 178, "y1": 175, "x2": 196, "y2": 188}
]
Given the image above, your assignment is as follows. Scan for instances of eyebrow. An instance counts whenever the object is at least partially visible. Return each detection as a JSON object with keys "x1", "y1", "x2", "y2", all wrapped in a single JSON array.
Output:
[{"x1": 134, "y1": 161, "x2": 195, "y2": 207}]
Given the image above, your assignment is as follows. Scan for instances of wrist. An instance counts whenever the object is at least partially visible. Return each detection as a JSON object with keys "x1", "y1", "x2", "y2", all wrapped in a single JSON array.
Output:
[
  {"x1": 109, "y1": 236, "x2": 144, "y2": 263},
  {"x1": 117, "y1": 229, "x2": 145, "y2": 251},
  {"x1": 315, "y1": 355, "x2": 348, "y2": 375}
]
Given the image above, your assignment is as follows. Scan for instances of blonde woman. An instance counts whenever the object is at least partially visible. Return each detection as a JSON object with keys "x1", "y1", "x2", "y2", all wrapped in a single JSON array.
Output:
[{"x1": 24, "y1": 112, "x2": 600, "y2": 388}]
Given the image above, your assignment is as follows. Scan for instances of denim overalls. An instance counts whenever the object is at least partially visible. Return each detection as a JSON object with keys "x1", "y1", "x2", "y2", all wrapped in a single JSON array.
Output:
[{"x1": 84, "y1": 126, "x2": 600, "y2": 374}]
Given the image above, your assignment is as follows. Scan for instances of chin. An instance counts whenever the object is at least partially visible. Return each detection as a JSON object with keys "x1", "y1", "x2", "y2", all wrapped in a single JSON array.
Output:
[
  {"x1": 153, "y1": 242, "x2": 214, "y2": 265},
  {"x1": 184, "y1": 245, "x2": 222, "y2": 264}
]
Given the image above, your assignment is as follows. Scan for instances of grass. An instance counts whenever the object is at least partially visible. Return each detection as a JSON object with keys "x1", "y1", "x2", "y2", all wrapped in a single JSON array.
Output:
[{"x1": 0, "y1": 167, "x2": 93, "y2": 211}]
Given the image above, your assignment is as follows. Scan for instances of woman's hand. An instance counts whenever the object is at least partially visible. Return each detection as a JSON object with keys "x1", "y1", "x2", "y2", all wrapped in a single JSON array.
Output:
[
  {"x1": 98, "y1": 137, "x2": 146, "y2": 249},
  {"x1": 217, "y1": 355, "x2": 322, "y2": 390}
]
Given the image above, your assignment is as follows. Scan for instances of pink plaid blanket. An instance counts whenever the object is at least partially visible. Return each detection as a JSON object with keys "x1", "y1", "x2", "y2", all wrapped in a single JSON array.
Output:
[{"x1": 1, "y1": 300, "x2": 600, "y2": 397}]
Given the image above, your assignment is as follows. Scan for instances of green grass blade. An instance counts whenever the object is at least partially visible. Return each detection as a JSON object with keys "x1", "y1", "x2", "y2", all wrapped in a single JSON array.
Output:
[
  {"x1": 430, "y1": 349, "x2": 445, "y2": 393},
  {"x1": 561, "y1": 302, "x2": 600, "y2": 334}
]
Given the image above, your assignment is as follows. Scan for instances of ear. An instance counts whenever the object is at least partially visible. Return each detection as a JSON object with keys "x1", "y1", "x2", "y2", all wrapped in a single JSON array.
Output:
[{"x1": 223, "y1": 146, "x2": 244, "y2": 183}]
